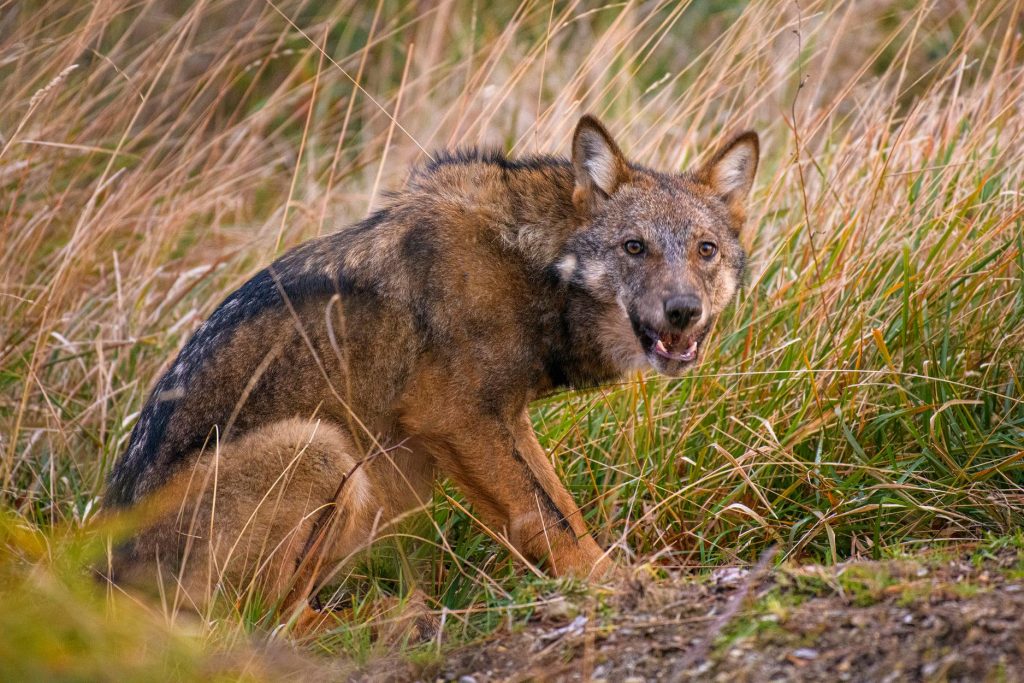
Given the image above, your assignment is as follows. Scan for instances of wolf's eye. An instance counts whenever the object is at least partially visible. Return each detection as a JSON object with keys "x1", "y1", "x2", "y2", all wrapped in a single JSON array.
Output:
[
  {"x1": 623, "y1": 239, "x2": 645, "y2": 256},
  {"x1": 698, "y1": 241, "x2": 718, "y2": 259}
]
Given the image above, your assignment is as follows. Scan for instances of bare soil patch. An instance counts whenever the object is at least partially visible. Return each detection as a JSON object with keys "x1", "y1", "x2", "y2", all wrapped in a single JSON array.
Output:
[{"x1": 370, "y1": 548, "x2": 1024, "y2": 682}]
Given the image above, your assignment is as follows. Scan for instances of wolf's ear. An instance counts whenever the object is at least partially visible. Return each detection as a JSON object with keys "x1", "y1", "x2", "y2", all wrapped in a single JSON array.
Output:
[
  {"x1": 572, "y1": 115, "x2": 629, "y2": 212},
  {"x1": 699, "y1": 131, "x2": 759, "y2": 216}
]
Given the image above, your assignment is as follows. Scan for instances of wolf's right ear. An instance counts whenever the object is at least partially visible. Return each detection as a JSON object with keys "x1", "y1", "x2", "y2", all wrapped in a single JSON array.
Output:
[{"x1": 572, "y1": 115, "x2": 629, "y2": 213}]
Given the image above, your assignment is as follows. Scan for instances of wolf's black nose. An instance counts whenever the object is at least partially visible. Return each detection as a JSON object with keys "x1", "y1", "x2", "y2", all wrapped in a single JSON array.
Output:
[{"x1": 665, "y1": 294, "x2": 702, "y2": 330}]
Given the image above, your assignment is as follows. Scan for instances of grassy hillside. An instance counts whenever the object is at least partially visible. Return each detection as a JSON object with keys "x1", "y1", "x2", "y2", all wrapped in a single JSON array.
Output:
[{"x1": 1, "y1": 0, "x2": 1022, "y2": 676}]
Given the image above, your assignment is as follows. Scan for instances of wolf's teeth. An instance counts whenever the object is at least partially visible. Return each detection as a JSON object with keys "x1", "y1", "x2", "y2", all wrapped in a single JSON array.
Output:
[{"x1": 655, "y1": 339, "x2": 668, "y2": 354}]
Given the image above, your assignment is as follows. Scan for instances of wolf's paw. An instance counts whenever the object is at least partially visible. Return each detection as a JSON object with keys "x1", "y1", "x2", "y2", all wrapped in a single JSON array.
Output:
[
  {"x1": 373, "y1": 589, "x2": 440, "y2": 646},
  {"x1": 287, "y1": 602, "x2": 341, "y2": 638}
]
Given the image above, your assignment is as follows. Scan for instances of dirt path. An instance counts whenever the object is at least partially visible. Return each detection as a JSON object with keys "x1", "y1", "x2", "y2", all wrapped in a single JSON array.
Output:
[{"x1": 410, "y1": 547, "x2": 1024, "y2": 682}]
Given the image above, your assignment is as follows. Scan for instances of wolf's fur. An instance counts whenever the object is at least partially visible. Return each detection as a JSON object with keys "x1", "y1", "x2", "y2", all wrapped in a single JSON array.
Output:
[{"x1": 106, "y1": 115, "x2": 758, "y2": 611}]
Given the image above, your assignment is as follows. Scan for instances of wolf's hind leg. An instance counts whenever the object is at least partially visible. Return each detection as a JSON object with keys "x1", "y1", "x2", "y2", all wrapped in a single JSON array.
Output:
[{"x1": 119, "y1": 418, "x2": 374, "y2": 615}]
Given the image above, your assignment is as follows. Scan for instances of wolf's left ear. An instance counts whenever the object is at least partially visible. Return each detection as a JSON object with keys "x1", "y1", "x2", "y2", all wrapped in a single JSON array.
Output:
[
  {"x1": 572, "y1": 115, "x2": 630, "y2": 213},
  {"x1": 699, "y1": 131, "x2": 759, "y2": 218}
]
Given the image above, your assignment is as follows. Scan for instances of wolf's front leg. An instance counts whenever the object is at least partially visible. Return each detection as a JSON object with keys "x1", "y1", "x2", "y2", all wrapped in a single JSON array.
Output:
[
  {"x1": 508, "y1": 410, "x2": 609, "y2": 577},
  {"x1": 433, "y1": 412, "x2": 606, "y2": 578}
]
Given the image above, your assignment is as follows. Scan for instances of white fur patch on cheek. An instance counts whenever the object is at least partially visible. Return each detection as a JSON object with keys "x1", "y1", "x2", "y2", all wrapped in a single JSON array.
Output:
[
  {"x1": 708, "y1": 269, "x2": 740, "y2": 315},
  {"x1": 581, "y1": 261, "x2": 608, "y2": 289},
  {"x1": 556, "y1": 254, "x2": 578, "y2": 281}
]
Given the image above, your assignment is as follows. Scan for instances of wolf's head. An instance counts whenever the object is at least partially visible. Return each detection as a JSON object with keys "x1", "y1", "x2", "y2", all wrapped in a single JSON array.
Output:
[{"x1": 558, "y1": 115, "x2": 758, "y2": 377}]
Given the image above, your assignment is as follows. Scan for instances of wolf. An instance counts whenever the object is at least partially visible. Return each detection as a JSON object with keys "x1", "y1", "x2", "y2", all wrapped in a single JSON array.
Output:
[{"x1": 105, "y1": 115, "x2": 758, "y2": 615}]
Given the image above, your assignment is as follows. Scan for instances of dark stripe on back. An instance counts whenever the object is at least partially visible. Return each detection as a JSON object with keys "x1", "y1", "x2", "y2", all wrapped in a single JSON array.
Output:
[
  {"x1": 106, "y1": 210, "x2": 389, "y2": 506},
  {"x1": 425, "y1": 147, "x2": 571, "y2": 174}
]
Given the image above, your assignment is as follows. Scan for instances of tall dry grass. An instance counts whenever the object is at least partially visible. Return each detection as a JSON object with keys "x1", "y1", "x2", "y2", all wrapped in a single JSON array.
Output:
[{"x1": 1, "y1": 0, "x2": 1023, "y2": 668}]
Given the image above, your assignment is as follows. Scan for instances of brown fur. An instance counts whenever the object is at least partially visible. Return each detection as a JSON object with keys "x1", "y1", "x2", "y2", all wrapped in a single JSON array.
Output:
[{"x1": 105, "y1": 115, "x2": 759, "y2": 614}]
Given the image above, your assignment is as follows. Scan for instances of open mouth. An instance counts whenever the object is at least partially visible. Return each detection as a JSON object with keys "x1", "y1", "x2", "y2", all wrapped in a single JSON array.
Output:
[{"x1": 640, "y1": 327, "x2": 700, "y2": 363}]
